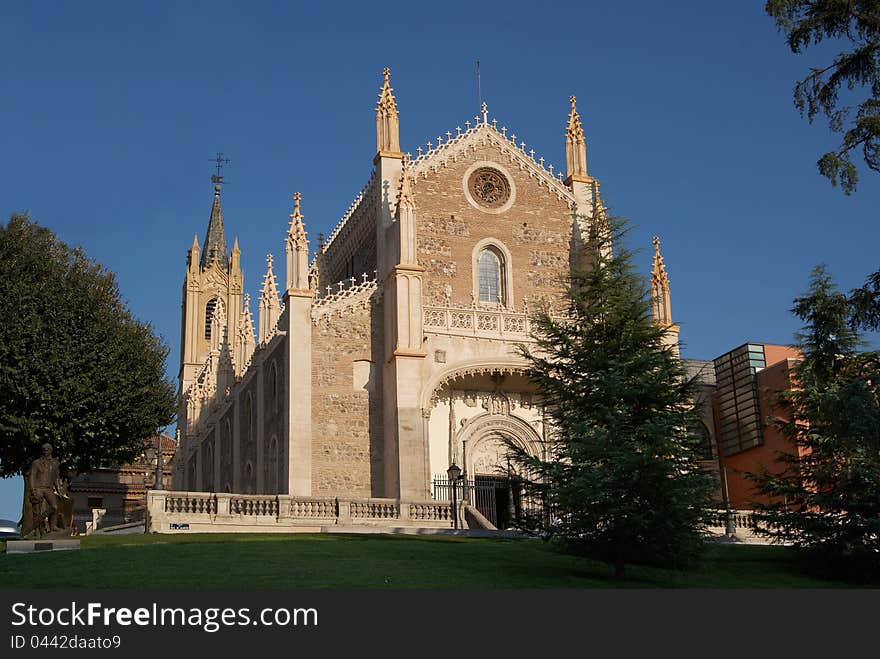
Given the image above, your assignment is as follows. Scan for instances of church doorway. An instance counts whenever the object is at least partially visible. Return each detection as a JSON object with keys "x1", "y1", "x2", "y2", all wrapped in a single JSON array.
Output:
[{"x1": 472, "y1": 475, "x2": 521, "y2": 530}]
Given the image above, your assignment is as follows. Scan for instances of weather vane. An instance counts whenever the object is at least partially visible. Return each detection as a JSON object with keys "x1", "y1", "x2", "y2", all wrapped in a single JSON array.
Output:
[{"x1": 210, "y1": 152, "x2": 231, "y2": 185}]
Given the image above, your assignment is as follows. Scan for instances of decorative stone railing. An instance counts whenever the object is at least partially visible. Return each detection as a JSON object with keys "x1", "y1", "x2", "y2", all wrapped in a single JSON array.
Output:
[
  {"x1": 320, "y1": 171, "x2": 377, "y2": 256},
  {"x1": 350, "y1": 499, "x2": 399, "y2": 520},
  {"x1": 423, "y1": 304, "x2": 535, "y2": 341},
  {"x1": 311, "y1": 275, "x2": 379, "y2": 323},
  {"x1": 706, "y1": 509, "x2": 758, "y2": 531},
  {"x1": 147, "y1": 490, "x2": 458, "y2": 532},
  {"x1": 165, "y1": 493, "x2": 218, "y2": 515},
  {"x1": 231, "y1": 495, "x2": 279, "y2": 516}
]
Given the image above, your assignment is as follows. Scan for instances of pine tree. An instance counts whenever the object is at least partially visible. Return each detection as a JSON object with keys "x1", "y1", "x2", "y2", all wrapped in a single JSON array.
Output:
[
  {"x1": 509, "y1": 216, "x2": 716, "y2": 578},
  {"x1": 749, "y1": 266, "x2": 880, "y2": 580}
]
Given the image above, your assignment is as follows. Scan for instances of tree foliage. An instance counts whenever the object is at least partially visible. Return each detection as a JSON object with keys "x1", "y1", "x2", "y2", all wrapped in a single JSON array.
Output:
[
  {"x1": 748, "y1": 266, "x2": 880, "y2": 580},
  {"x1": 508, "y1": 217, "x2": 716, "y2": 578},
  {"x1": 849, "y1": 267, "x2": 880, "y2": 330},
  {"x1": 0, "y1": 214, "x2": 176, "y2": 479},
  {"x1": 766, "y1": 0, "x2": 880, "y2": 193}
]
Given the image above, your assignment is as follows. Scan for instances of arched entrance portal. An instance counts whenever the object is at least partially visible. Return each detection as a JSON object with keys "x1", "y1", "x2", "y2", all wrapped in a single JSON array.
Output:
[
  {"x1": 459, "y1": 413, "x2": 544, "y2": 529},
  {"x1": 424, "y1": 365, "x2": 547, "y2": 530}
]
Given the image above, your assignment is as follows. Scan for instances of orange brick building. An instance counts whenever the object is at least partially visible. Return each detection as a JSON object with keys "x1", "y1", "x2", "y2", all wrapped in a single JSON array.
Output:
[{"x1": 709, "y1": 343, "x2": 802, "y2": 509}]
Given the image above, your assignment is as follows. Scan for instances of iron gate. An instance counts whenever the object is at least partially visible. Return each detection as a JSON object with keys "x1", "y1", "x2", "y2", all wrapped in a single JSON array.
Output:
[{"x1": 433, "y1": 474, "x2": 541, "y2": 529}]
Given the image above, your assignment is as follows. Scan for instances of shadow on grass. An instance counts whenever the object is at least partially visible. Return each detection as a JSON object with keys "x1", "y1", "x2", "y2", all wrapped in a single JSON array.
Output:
[{"x1": 0, "y1": 534, "x2": 871, "y2": 589}]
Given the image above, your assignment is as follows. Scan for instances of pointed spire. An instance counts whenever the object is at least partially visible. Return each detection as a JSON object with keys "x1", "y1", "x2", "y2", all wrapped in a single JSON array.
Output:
[
  {"x1": 651, "y1": 235, "x2": 672, "y2": 326},
  {"x1": 259, "y1": 254, "x2": 281, "y2": 343},
  {"x1": 201, "y1": 184, "x2": 228, "y2": 271},
  {"x1": 236, "y1": 293, "x2": 256, "y2": 374},
  {"x1": 188, "y1": 233, "x2": 200, "y2": 271},
  {"x1": 285, "y1": 192, "x2": 310, "y2": 293},
  {"x1": 565, "y1": 95, "x2": 589, "y2": 183},
  {"x1": 286, "y1": 192, "x2": 308, "y2": 248},
  {"x1": 376, "y1": 67, "x2": 401, "y2": 156},
  {"x1": 229, "y1": 236, "x2": 241, "y2": 273}
]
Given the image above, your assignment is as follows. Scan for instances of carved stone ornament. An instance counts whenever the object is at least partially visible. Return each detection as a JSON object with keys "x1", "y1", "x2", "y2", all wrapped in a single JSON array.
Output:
[{"x1": 468, "y1": 167, "x2": 511, "y2": 208}]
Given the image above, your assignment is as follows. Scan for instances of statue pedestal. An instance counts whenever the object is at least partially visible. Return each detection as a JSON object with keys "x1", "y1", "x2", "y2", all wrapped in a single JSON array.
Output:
[{"x1": 6, "y1": 539, "x2": 80, "y2": 554}]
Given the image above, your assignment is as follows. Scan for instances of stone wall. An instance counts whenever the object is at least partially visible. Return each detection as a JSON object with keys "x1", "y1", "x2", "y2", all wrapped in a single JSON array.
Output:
[
  {"x1": 413, "y1": 143, "x2": 572, "y2": 309},
  {"x1": 261, "y1": 338, "x2": 288, "y2": 493},
  {"x1": 311, "y1": 292, "x2": 383, "y2": 497}
]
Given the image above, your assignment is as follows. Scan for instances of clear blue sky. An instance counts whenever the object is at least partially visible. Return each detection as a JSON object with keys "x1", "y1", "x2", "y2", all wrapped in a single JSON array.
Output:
[{"x1": 1, "y1": 1, "x2": 878, "y2": 520}]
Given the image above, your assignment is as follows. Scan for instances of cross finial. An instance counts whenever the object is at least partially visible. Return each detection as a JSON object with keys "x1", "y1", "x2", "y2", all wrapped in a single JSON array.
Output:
[{"x1": 210, "y1": 152, "x2": 231, "y2": 184}]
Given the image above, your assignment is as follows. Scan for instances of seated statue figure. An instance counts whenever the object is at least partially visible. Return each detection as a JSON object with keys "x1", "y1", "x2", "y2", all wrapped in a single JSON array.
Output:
[{"x1": 22, "y1": 443, "x2": 70, "y2": 538}]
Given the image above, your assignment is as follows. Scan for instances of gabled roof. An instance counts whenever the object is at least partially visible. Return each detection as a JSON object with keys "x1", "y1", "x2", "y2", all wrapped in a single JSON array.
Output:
[{"x1": 406, "y1": 114, "x2": 575, "y2": 204}]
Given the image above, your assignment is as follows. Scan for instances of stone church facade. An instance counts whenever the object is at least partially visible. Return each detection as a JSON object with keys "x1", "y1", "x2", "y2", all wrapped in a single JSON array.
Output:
[{"x1": 171, "y1": 69, "x2": 678, "y2": 521}]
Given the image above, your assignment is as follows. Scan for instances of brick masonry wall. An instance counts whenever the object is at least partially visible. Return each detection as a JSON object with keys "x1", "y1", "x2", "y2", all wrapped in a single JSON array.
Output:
[{"x1": 413, "y1": 143, "x2": 572, "y2": 310}]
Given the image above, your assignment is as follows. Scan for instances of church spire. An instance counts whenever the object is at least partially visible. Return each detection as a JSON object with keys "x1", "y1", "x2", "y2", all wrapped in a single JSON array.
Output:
[
  {"x1": 376, "y1": 67, "x2": 402, "y2": 157},
  {"x1": 285, "y1": 192, "x2": 310, "y2": 294},
  {"x1": 565, "y1": 95, "x2": 589, "y2": 184},
  {"x1": 201, "y1": 183, "x2": 228, "y2": 271},
  {"x1": 187, "y1": 233, "x2": 200, "y2": 272},
  {"x1": 236, "y1": 293, "x2": 256, "y2": 375},
  {"x1": 651, "y1": 235, "x2": 672, "y2": 326},
  {"x1": 259, "y1": 254, "x2": 281, "y2": 344}
]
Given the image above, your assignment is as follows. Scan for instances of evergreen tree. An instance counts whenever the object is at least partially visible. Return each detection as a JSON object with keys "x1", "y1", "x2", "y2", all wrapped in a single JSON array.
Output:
[
  {"x1": 765, "y1": 1, "x2": 880, "y2": 193},
  {"x1": 508, "y1": 216, "x2": 716, "y2": 578},
  {"x1": 749, "y1": 266, "x2": 880, "y2": 580},
  {"x1": 0, "y1": 214, "x2": 176, "y2": 479}
]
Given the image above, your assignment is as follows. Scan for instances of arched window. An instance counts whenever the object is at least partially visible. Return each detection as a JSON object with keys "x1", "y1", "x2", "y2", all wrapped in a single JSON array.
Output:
[
  {"x1": 689, "y1": 420, "x2": 715, "y2": 461},
  {"x1": 204, "y1": 297, "x2": 219, "y2": 340},
  {"x1": 478, "y1": 249, "x2": 502, "y2": 303}
]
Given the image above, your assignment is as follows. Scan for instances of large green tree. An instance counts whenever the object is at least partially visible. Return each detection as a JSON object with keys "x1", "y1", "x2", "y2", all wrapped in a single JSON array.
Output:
[
  {"x1": 509, "y1": 217, "x2": 716, "y2": 578},
  {"x1": 749, "y1": 266, "x2": 880, "y2": 581},
  {"x1": 0, "y1": 214, "x2": 176, "y2": 478},
  {"x1": 766, "y1": 1, "x2": 880, "y2": 194}
]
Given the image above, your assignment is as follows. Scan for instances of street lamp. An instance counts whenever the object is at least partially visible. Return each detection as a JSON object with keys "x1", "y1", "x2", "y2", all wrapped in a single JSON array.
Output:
[
  {"x1": 154, "y1": 435, "x2": 164, "y2": 492},
  {"x1": 447, "y1": 463, "x2": 462, "y2": 530},
  {"x1": 721, "y1": 466, "x2": 735, "y2": 536}
]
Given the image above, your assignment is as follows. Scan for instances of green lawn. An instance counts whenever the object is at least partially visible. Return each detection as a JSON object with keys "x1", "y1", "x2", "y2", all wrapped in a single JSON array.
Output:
[{"x1": 0, "y1": 533, "x2": 868, "y2": 588}]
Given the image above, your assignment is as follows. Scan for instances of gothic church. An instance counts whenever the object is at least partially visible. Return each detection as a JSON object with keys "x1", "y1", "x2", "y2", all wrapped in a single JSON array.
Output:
[{"x1": 171, "y1": 69, "x2": 678, "y2": 521}]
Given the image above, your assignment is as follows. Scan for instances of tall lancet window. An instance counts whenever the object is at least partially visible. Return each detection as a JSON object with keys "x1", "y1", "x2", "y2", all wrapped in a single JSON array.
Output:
[
  {"x1": 204, "y1": 297, "x2": 219, "y2": 340},
  {"x1": 478, "y1": 248, "x2": 503, "y2": 304}
]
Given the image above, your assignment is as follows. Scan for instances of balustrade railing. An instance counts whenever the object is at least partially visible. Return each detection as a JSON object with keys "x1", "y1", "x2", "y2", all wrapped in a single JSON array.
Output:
[
  {"x1": 231, "y1": 496, "x2": 279, "y2": 516},
  {"x1": 423, "y1": 305, "x2": 533, "y2": 340},
  {"x1": 150, "y1": 491, "x2": 449, "y2": 528},
  {"x1": 165, "y1": 494, "x2": 217, "y2": 515}
]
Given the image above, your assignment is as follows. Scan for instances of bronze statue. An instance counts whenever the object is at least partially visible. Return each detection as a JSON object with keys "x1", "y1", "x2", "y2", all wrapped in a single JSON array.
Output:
[{"x1": 21, "y1": 443, "x2": 72, "y2": 539}]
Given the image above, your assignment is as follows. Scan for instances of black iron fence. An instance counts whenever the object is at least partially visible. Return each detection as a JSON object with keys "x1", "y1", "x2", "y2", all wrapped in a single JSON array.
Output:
[{"x1": 432, "y1": 475, "x2": 547, "y2": 530}]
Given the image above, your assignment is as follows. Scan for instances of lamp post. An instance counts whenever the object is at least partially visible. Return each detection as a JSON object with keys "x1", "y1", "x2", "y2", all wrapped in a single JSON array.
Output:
[
  {"x1": 143, "y1": 436, "x2": 164, "y2": 535},
  {"x1": 154, "y1": 435, "x2": 164, "y2": 492},
  {"x1": 447, "y1": 463, "x2": 462, "y2": 530},
  {"x1": 721, "y1": 465, "x2": 735, "y2": 536}
]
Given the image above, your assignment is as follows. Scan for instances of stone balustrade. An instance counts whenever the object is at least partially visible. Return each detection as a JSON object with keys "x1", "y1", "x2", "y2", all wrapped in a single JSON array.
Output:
[
  {"x1": 147, "y1": 490, "x2": 458, "y2": 533},
  {"x1": 423, "y1": 304, "x2": 534, "y2": 340}
]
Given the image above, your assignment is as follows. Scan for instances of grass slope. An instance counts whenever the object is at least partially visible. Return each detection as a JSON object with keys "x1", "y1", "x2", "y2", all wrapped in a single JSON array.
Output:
[{"x1": 0, "y1": 533, "x2": 866, "y2": 589}]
